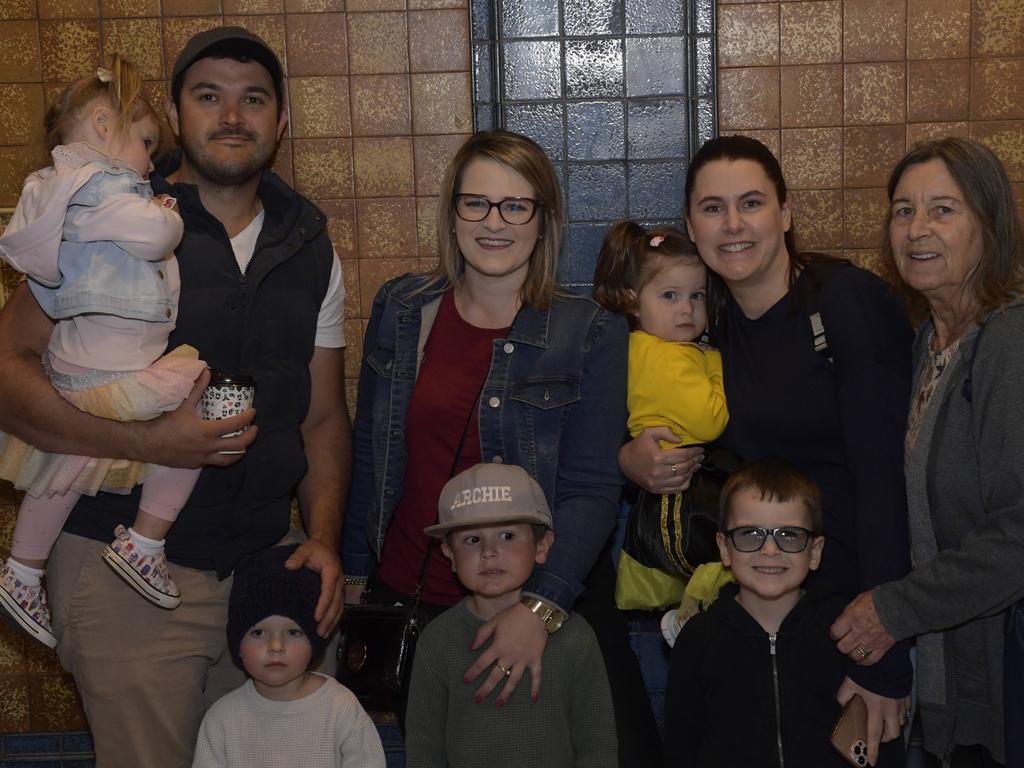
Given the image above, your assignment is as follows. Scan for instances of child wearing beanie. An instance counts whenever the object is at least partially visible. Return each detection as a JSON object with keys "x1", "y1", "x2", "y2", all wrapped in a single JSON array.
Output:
[{"x1": 192, "y1": 544, "x2": 385, "y2": 768}]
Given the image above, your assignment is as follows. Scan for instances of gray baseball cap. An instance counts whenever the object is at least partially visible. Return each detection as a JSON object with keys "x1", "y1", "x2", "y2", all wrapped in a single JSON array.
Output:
[
  {"x1": 425, "y1": 463, "x2": 553, "y2": 539},
  {"x1": 171, "y1": 26, "x2": 283, "y2": 95}
]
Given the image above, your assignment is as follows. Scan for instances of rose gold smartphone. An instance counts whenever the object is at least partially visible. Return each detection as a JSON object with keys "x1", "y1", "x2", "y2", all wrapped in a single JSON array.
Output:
[{"x1": 830, "y1": 694, "x2": 869, "y2": 767}]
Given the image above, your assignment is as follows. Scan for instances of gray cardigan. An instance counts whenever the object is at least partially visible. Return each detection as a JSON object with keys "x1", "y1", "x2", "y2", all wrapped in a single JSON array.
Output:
[{"x1": 874, "y1": 300, "x2": 1024, "y2": 764}]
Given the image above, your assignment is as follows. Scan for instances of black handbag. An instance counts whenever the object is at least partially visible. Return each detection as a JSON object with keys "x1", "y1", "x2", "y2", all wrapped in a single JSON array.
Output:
[
  {"x1": 336, "y1": 601, "x2": 426, "y2": 713},
  {"x1": 336, "y1": 383, "x2": 484, "y2": 714},
  {"x1": 622, "y1": 445, "x2": 740, "y2": 577}
]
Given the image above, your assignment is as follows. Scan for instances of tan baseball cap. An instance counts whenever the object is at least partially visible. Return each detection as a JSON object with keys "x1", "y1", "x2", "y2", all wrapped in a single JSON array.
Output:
[{"x1": 425, "y1": 463, "x2": 553, "y2": 539}]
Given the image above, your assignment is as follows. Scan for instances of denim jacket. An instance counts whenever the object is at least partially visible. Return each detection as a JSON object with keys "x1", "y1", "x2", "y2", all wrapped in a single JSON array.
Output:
[
  {"x1": 1, "y1": 144, "x2": 182, "y2": 323},
  {"x1": 343, "y1": 273, "x2": 629, "y2": 611}
]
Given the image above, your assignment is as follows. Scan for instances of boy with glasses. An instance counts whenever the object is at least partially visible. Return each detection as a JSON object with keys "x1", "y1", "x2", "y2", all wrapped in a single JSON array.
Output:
[{"x1": 664, "y1": 458, "x2": 902, "y2": 767}]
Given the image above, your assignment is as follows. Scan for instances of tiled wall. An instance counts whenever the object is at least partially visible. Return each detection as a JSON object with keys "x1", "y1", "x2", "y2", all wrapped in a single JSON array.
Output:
[
  {"x1": 0, "y1": 0, "x2": 472, "y2": 737},
  {"x1": 718, "y1": 0, "x2": 1024, "y2": 274}
]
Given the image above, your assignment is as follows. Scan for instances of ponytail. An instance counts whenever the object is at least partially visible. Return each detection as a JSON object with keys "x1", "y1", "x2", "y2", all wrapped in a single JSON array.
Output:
[{"x1": 593, "y1": 220, "x2": 646, "y2": 316}]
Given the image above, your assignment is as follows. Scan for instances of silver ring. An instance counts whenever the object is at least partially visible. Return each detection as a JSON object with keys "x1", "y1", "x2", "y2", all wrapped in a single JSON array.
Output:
[
  {"x1": 496, "y1": 663, "x2": 511, "y2": 677},
  {"x1": 670, "y1": 463, "x2": 678, "y2": 474}
]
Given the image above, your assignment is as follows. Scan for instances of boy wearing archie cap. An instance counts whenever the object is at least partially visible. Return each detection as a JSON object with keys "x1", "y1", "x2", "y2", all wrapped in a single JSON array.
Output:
[{"x1": 404, "y1": 462, "x2": 617, "y2": 768}]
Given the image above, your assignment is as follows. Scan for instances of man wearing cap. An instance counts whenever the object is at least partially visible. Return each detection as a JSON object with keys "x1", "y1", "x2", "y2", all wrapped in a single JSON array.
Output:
[
  {"x1": 404, "y1": 463, "x2": 616, "y2": 768},
  {"x1": 0, "y1": 28, "x2": 349, "y2": 767}
]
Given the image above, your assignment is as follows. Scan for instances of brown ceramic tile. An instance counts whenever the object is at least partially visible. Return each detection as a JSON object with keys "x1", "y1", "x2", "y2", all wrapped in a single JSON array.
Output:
[
  {"x1": 348, "y1": 0, "x2": 404, "y2": 9},
  {"x1": 356, "y1": 197, "x2": 417, "y2": 258},
  {"x1": 359, "y1": 258, "x2": 418, "y2": 316},
  {"x1": 103, "y1": 18, "x2": 162, "y2": 79},
  {"x1": 1014, "y1": 183, "x2": 1024, "y2": 223},
  {"x1": 224, "y1": 0, "x2": 283, "y2": 11},
  {"x1": 723, "y1": 129, "x2": 781, "y2": 160},
  {"x1": 844, "y1": 63, "x2": 906, "y2": 125},
  {"x1": 417, "y1": 196, "x2": 439, "y2": 257},
  {"x1": 718, "y1": 67, "x2": 780, "y2": 130},
  {"x1": 284, "y1": 12, "x2": 346, "y2": 76},
  {"x1": 40, "y1": 19, "x2": 101, "y2": 83},
  {"x1": 141, "y1": 80, "x2": 169, "y2": 126},
  {"x1": 0, "y1": 84, "x2": 44, "y2": 146},
  {"x1": 409, "y1": 10, "x2": 470, "y2": 73},
  {"x1": 270, "y1": 137, "x2": 293, "y2": 186},
  {"x1": 344, "y1": 374, "x2": 359, "y2": 416},
  {"x1": 342, "y1": 262, "x2": 360, "y2": 323},
  {"x1": 907, "y1": 0, "x2": 970, "y2": 59},
  {"x1": 780, "y1": 64, "x2": 841, "y2": 128},
  {"x1": 289, "y1": 76, "x2": 351, "y2": 138},
  {"x1": 343, "y1": 320, "x2": 361, "y2": 377},
  {"x1": 971, "y1": 58, "x2": 1024, "y2": 121},
  {"x1": 907, "y1": 121, "x2": 970, "y2": 146},
  {"x1": 410, "y1": 73, "x2": 472, "y2": 134},
  {"x1": 292, "y1": 138, "x2": 354, "y2": 198},
  {"x1": 780, "y1": 1, "x2": 841, "y2": 65},
  {"x1": 28, "y1": 674, "x2": 88, "y2": 731},
  {"x1": 0, "y1": 0, "x2": 36, "y2": 19},
  {"x1": 971, "y1": 121, "x2": 1024, "y2": 180},
  {"x1": 317, "y1": 198, "x2": 357, "y2": 261},
  {"x1": 0, "y1": 268, "x2": 22, "y2": 307},
  {"x1": 844, "y1": 125, "x2": 906, "y2": 188},
  {"x1": 353, "y1": 137, "x2": 414, "y2": 197},
  {"x1": 0, "y1": 145, "x2": 47, "y2": 207},
  {"x1": 844, "y1": 188, "x2": 888, "y2": 249},
  {"x1": 908, "y1": 59, "x2": 970, "y2": 123},
  {"x1": 410, "y1": 0, "x2": 467, "y2": 8},
  {"x1": 780, "y1": 127, "x2": 842, "y2": 190},
  {"x1": 161, "y1": 0, "x2": 223, "y2": 14},
  {"x1": 414, "y1": 134, "x2": 468, "y2": 196},
  {"x1": 717, "y1": 3, "x2": 778, "y2": 68},
  {"x1": 224, "y1": 15, "x2": 287, "y2": 74},
  {"x1": 843, "y1": 0, "x2": 905, "y2": 62},
  {"x1": 347, "y1": 12, "x2": 408, "y2": 75},
  {"x1": 102, "y1": 0, "x2": 161, "y2": 15},
  {"x1": 284, "y1": 0, "x2": 344, "y2": 11},
  {"x1": 350, "y1": 75, "x2": 410, "y2": 136},
  {"x1": 38, "y1": 0, "x2": 98, "y2": 17},
  {"x1": 0, "y1": 674, "x2": 29, "y2": 731},
  {"x1": 790, "y1": 189, "x2": 843, "y2": 251},
  {"x1": 161, "y1": 16, "x2": 220, "y2": 79},
  {"x1": 0, "y1": 620, "x2": 25, "y2": 675},
  {"x1": 972, "y1": 0, "x2": 1024, "y2": 57},
  {"x1": 0, "y1": 21, "x2": 41, "y2": 82},
  {"x1": 845, "y1": 249, "x2": 890, "y2": 280}
]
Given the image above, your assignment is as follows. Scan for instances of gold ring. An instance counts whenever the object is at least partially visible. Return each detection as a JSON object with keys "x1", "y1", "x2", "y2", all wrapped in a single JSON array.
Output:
[
  {"x1": 670, "y1": 463, "x2": 679, "y2": 474},
  {"x1": 496, "y1": 663, "x2": 511, "y2": 676},
  {"x1": 853, "y1": 645, "x2": 870, "y2": 659}
]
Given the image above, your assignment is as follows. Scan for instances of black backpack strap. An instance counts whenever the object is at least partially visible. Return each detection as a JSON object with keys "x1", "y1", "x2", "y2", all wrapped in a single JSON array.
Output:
[{"x1": 794, "y1": 254, "x2": 852, "y2": 365}]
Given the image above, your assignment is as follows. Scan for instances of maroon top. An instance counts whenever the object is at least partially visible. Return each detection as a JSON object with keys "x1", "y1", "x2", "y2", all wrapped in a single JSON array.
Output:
[{"x1": 376, "y1": 289, "x2": 508, "y2": 605}]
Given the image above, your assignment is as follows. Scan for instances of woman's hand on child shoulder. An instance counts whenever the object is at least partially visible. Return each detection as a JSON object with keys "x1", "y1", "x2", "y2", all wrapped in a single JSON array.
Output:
[
  {"x1": 464, "y1": 602, "x2": 548, "y2": 707},
  {"x1": 618, "y1": 427, "x2": 703, "y2": 494}
]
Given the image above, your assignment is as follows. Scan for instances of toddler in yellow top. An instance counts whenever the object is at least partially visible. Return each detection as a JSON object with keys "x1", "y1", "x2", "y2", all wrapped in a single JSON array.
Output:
[{"x1": 594, "y1": 222, "x2": 729, "y2": 612}]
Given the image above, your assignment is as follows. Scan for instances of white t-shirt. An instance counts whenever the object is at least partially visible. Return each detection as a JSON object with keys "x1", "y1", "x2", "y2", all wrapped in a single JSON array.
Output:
[{"x1": 230, "y1": 211, "x2": 345, "y2": 349}]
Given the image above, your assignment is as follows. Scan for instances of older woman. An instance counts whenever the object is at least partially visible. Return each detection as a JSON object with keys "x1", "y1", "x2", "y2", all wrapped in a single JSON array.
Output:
[
  {"x1": 832, "y1": 137, "x2": 1024, "y2": 768},
  {"x1": 342, "y1": 130, "x2": 660, "y2": 766}
]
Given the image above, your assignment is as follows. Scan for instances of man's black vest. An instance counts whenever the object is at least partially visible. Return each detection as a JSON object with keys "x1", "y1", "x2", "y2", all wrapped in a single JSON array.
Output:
[{"x1": 66, "y1": 167, "x2": 333, "y2": 577}]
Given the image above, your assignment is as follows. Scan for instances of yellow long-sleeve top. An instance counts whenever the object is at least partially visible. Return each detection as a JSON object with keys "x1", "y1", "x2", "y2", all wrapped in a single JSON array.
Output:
[{"x1": 626, "y1": 330, "x2": 729, "y2": 446}]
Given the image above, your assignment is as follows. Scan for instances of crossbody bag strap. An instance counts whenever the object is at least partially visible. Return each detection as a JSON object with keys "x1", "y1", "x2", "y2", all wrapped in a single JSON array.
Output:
[{"x1": 410, "y1": 379, "x2": 487, "y2": 606}]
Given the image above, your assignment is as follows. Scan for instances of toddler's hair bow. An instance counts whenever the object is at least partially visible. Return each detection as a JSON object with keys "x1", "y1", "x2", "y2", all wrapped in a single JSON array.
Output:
[
  {"x1": 96, "y1": 67, "x2": 113, "y2": 83},
  {"x1": 649, "y1": 235, "x2": 665, "y2": 248}
]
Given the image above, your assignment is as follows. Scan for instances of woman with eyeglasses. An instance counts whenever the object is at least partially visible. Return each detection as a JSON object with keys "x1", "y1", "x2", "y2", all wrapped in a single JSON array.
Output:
[{"x1": 342, "y1": 130, "x2": 661, "y2": 765}]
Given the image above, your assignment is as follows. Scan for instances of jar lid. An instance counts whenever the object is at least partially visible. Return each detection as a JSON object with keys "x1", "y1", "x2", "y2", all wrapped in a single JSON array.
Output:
[{"x1": 208, "y1": 370, "x2": 255, "y2": 387}]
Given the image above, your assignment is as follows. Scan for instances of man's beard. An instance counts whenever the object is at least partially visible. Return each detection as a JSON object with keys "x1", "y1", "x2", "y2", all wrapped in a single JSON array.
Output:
[{"x1": 179, "y1": 128, "x2": 277, "y2": 187}]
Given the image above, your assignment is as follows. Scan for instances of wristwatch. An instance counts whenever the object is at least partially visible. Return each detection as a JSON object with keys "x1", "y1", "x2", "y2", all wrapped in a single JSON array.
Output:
[{"x1": 521, "y1": 597, "x2": 567, "y2": 634}]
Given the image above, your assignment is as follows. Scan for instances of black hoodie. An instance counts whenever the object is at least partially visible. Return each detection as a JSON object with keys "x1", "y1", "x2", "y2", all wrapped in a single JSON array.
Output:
[{"x1": 663, "y1": 576, "x2": 904, "y2": 768}]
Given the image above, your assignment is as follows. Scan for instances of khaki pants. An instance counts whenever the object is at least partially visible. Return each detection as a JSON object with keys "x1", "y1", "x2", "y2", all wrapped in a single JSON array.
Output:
[{"x1": 48, "y1": 532, "x2": 245, "y2": 768}]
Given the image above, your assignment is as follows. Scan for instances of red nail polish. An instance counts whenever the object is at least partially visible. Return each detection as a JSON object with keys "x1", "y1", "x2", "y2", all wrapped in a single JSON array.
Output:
[
  {"x1": 496, "y1": 698, "x2": 505, "y2": 708},
  {"x1": 531, "y1": 692, "x2": 539, "y2": 703},
  {"x1": 474, "y1": 694, "x2": 483, "y2": 704},
  {"x1": 462, "y1": 676, "x2": 471, "y2": 685}
]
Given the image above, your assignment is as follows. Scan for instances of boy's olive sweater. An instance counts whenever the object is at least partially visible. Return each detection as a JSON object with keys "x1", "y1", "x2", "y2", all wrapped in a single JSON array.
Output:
[{"x1": 404, "y1": 598, "x2": 617, "y2": 768}]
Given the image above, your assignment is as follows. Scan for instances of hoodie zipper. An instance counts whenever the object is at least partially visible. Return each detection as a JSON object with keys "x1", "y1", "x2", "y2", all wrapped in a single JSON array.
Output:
[{"x1": 769, "y1": 633, "x2": 785, "y2": 768}]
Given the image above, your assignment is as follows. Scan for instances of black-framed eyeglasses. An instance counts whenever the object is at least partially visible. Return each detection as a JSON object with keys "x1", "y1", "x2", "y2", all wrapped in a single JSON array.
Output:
[
  {"x1": 724, "y1": 526, "x2": 815, "y2": 553},
  {"x1": 454, "y1": 194, "x2": 541, "y2": 225}
]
